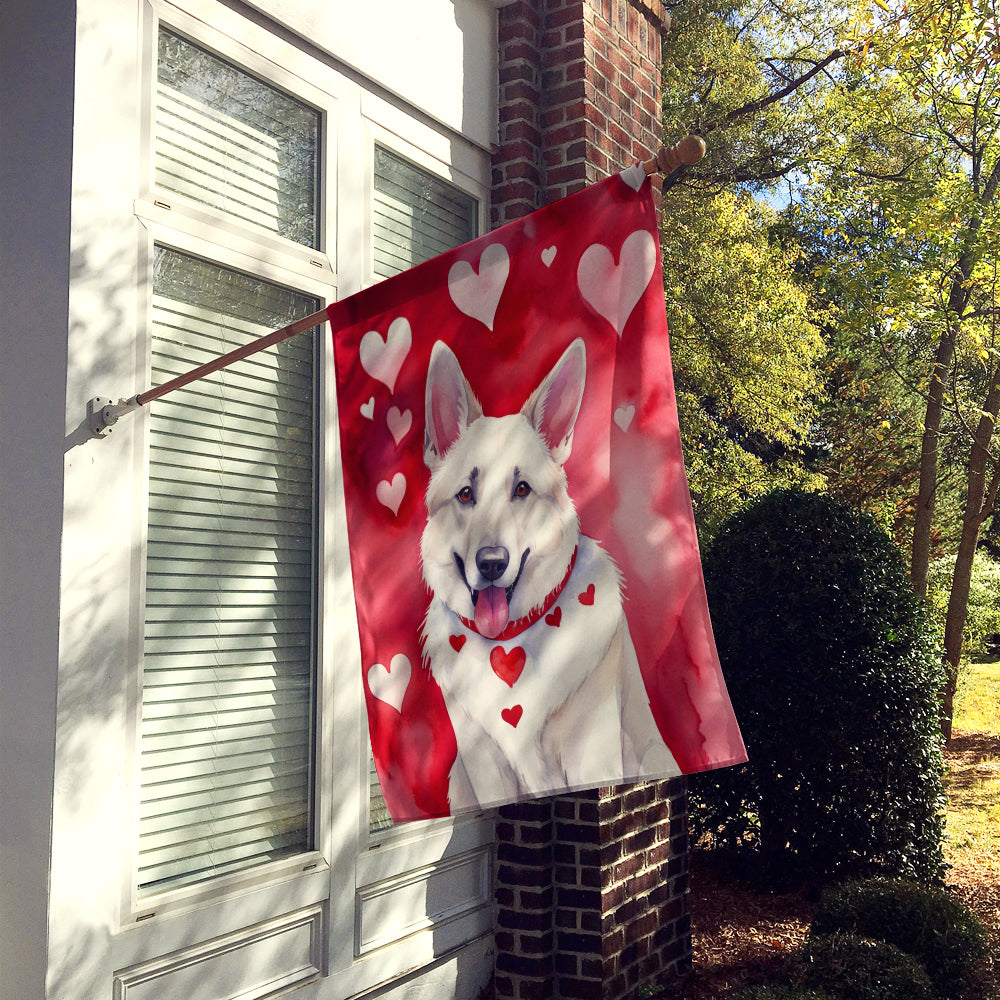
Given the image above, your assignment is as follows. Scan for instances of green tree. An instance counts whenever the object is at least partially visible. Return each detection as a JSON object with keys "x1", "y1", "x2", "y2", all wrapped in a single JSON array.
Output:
[
  {"x1": 803, "y1": 0, "x2": 1000, "y2": 735},
  {"x1": 662, "y1": 189, "x2": 825, "y2": 538},
  {"x1": 783, "y1": 206, "x2": 968, "y2": 549},
  {"x1": 660, "y1": 2, "x2": 998, "y2": 739},
  {"x1": 662, "y1": 0, "x2": 853, "y2": 195},
  {"x1": 659, "y1": 0, "x2": 845, "y2": 537}
]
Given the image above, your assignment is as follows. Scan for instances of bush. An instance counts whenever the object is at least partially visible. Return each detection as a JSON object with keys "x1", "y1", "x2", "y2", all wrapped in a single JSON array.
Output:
[
  {"x1": 793, "y1": 933, "x2": 934, "y2": 1000},
  {"x1": 693, "y1": 489, "x2": 946, "y2": 882},
  {"x1": 812, "y1": 878, "x2": 988, "y2": 998}
]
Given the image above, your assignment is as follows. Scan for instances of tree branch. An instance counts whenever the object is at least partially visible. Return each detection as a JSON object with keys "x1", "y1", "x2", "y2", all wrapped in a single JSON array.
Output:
[{"x1": 701, "y1": 49, "x2": 848, "y2": 134}]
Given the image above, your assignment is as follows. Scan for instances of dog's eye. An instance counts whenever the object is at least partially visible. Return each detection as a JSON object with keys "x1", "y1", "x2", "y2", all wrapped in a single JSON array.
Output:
[
  {"x1": 514, "y1": 481, "x2": 531, "y2": 499},
  {"x1": 457, "y1": 485, "x2": 475, "y2": 504}
]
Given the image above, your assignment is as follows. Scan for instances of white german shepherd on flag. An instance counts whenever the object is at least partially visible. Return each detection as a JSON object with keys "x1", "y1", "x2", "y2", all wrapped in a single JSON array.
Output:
[{"x1": 420, "y1": 338, "x2": 675, "y2": 812}]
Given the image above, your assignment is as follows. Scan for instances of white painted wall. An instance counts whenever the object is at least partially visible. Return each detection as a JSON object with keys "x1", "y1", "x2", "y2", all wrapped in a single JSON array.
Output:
[
  {"x1": 1, "y1": 0, "x2": 499, "y2": 997},
  {"x1": 244, "y1": 0, "x2": 498, "y2": 151}
]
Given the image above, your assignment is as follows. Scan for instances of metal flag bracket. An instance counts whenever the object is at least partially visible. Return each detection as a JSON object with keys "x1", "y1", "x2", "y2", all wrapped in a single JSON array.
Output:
[
  {"x1": 88, "y1": 395, "x2": 141, "y2": 438},
  {"x1": 85, "y1": 136, "x2": 705, "y2": 439}
]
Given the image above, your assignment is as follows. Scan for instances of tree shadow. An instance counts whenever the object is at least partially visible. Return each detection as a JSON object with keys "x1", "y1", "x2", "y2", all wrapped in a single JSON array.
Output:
[{"x1": 947, "y1": 732, "x2": 1000, "y2": 760}]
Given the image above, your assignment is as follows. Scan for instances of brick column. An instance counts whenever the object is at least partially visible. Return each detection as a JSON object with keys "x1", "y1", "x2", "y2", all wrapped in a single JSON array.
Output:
[
  {"x1": 491, "y1": 4, "x2": 692, "y2": 998},
  {"x1": 493, "y1": 0, "x2": 668, "y2": 227}
]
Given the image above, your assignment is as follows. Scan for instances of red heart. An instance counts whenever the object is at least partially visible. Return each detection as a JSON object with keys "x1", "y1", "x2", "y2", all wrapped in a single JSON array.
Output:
[
  {"x1": 490, "y1": 645, "x2": 526, "y2": 687},
  {"x1": 545, "y1": 606, "x2": 562, "y2": 627},
  {"x1": 501, "y1": 705, "x2": 523, "y2": 728},
  {"x1": 578, "y1": 583, "x2": 596, "y2": 606},
  {"x1": 449, "y1": 634, "x2": 466, "y2": 653}
]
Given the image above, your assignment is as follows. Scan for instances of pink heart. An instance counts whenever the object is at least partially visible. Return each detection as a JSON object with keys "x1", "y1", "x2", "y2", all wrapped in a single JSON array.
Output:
[
  {"x1": 360, "y1": 317, "x2": 411, "y2": 392},
  {"x1": 448, "y1": 243, "x2": 510, "y2": 331},
  {"x1": 367, "y1": 654, "x2": 411, "y2": 713},
  {"x1": 577, "y1": 230, "x2": 656, "y2": 336},
  {"x1": 376, "y1": 473, "x2": 406, "y2": 516},
  {"x1": 541, "y1": 246, "x2": 557, "y2": 267},
  {"x1": 501, "y1": 705, "x2": 523, "y2": 728},
  {"x1": 614, "y1": 404, "x2": 635, "y2": 432},
  {"x1": 619, "y1": 163, "x2": 647, "y2": 192},
  {"x1": 386, "y1": 406, "x2": 412, "y2": 446},
  {"x1": 360, "y1": 396, "x2": 375, "y2": 420}
]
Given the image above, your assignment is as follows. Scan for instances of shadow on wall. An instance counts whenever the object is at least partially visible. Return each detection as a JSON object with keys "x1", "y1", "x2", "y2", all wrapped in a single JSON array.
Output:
[{"x1": 44, "y1": 203, "x2": 153, "y2": 997}]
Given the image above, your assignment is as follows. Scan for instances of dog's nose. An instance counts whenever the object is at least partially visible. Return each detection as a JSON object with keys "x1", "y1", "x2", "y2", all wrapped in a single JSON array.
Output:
[{"x1": 476, "y1": 546, "x2": 509, "y2": 582}]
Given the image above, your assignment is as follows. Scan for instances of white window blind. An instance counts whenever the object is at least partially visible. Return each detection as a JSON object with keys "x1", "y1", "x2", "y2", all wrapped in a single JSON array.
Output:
[
  {"x1": 372, "y1": 146, "x2": 477, "y2": 280},
  {"x1": 138, "y1": 248, "x2": 319, "y2": 895},
  {"x1": 155, "y1": 27, "x2": 320, "y2": 248},
  {"x1": 368, "y1": 147, "x2": 477, "y2": 832}
]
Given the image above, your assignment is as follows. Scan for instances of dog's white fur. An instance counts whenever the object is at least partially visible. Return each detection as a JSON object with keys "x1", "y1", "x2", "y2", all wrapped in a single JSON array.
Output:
[{"x1": 420, "y1": 338, "x2": 676, "y2": 812}]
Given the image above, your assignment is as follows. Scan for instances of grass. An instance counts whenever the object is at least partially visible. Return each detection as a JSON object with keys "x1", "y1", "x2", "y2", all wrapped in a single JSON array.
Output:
[
  {"x1": 942, "y1": 658, "x2": 1000, "y2": 1000},
  {"x1": 955, "y1": 658, "x2": 1000, "y2": 734},
  {"x1": 945, "y1": 659, "x2": 1000, "y2": 868}
]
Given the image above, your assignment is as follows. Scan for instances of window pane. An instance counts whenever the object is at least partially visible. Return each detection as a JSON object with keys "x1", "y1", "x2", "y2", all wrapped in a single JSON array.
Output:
[
  {"x1": 156, "y1": 28, "x2": 320, "y2": 248},
  {"x1": 139, "y1": 247, "x2": 318, "y2": 895},
  {"x1": 372, "y1": 146, "x2": 477, "y2": 279},
  {"x1": 368, "y1": 149, "x2": 478, "y2": 832}
]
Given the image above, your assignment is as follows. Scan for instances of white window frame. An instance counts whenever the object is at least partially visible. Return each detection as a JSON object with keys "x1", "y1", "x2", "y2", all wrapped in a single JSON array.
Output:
[
  {"x1": 124, "y1": 0, "x2": 338, "y2": 928},
  {"x1": 112, "y1": 0, "x2": 496, "y2": 991}
]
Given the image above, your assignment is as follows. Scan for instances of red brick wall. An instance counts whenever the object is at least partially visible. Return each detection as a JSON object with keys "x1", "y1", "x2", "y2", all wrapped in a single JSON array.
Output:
[
  {"x1": 492, "y1": 0, "x2": 668, "y2": 228},
  {"x1": 494, "y1": 783, "x2": 691, "y2": 1000},
  {"x1": 490, "y1": 9, "x2": 689, "y2": 996}
]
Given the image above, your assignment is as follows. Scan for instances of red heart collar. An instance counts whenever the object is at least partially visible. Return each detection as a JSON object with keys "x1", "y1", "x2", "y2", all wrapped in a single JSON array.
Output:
[{"x1": 458, "y1": 547, "x2": 578, "y2": 641}]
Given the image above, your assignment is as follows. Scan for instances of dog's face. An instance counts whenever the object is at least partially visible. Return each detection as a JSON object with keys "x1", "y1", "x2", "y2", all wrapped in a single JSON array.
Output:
[{"x1": 421, "y1": 340, "x2": 586, "y2": 639}]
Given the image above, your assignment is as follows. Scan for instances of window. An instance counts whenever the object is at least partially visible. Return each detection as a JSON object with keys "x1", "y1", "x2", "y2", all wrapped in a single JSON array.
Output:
[
  {"x1": 136, "y1": 26, "x2": 323, "y2": 898},
  {"x1": 372, "y1": 145, "x2": 477, "y2": 279},
  {"x1": 119, "y1": 7, "x2": 494, "y2": 991},
  {"x1": 139, "y1": 248, "x2": 319, "y2": 895},
  {"x1": 155, "y1": 28, "x2": 320, "y2": 247}
]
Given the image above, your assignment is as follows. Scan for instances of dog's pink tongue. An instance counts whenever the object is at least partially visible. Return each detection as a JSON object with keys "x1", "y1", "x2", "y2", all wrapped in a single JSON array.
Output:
[{"x1": 475, "y1": 586, "x2": 509, "y2": 639}]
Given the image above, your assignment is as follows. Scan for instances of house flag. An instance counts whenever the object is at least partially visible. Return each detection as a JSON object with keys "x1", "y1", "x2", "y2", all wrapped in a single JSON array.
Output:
[{"x1": 328, "y1": 165, "x2": 746, "y2": 822}]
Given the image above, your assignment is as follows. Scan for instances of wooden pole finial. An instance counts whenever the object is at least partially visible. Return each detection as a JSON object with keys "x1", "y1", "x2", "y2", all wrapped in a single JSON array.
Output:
[{"x1": 643, "y1": 135, "x2": 707, "y2": 176}]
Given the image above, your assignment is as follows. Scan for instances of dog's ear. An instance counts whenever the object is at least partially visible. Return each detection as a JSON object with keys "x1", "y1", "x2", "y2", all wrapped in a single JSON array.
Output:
[
  {"x1": 424, "y1": 341, "x2": 482, "y2": 468},
  {"x1": 522, "y1": 338, "x2": 586, "y2": 466}
]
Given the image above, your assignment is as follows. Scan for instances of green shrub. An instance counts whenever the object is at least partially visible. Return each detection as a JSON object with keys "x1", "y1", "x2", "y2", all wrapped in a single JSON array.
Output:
[
  {"x1": 927, "y1": 551, "x2": 1000, "y2": 658},
  {"x1": 693, "y1": 489, "x2": 946, "y2": 882},
  {"x1": 811, "y1": 878, "x2": 988, "y2": 998},
  {"x1": 793, "y1": 933, "x2": 934, "y2": 1000}
]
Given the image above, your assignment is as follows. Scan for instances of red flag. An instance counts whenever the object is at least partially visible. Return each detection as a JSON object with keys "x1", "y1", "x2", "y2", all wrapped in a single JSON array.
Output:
[{"x1": 329, "y1": 167, "x2": 745, "y2": 821}]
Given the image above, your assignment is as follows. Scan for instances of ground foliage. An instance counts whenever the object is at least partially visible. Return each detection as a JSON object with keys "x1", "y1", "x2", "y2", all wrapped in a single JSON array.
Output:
[
  {"x1": 811, "y1": 878, "x2": 988, "y2": 998},
  {"x1": 792, "y1": 933, "x2": 935, "y2": 1000},
  {"x1": 656, "y1": 661, "x2": 1000, "y2": 1000},
  {"x1": 696, "y1": 490, "x2": 946, "y2": 882}
]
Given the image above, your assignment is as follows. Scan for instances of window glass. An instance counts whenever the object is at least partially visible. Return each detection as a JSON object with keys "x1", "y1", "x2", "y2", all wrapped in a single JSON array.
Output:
[
  {"x1": 156, "y1": 28, "x2": 320, "y2": 248},
  {"x1": 372, "y1": 146, "x2": 477, "y2": 278},
  {"x1": 138, "y1": 246, "x2": 318, "y2": 895}
]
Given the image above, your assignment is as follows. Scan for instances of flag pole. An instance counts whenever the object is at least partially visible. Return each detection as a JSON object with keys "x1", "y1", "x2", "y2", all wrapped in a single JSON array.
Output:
[
  {"x1": 87, "y1": 307, "x2": 329, "y2": 437},
  {"x1": 87, "y1": 135, "x2": 705, "y2": 438},
  {"x1": 641, "y1": 134, "x2": 706, "y2": 177}
]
